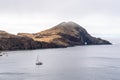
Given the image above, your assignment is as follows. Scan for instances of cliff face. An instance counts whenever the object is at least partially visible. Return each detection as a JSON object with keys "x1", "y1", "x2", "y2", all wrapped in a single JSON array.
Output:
[
  {"x1": 0, "y1": 31, "x2": 62, "y2": 50},
  {"x1": 0, "y1": 22, "x2": 111, "y2": 50}
]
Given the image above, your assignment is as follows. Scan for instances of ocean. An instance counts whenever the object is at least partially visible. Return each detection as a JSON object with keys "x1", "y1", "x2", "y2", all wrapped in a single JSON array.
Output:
[{"x1": 0, "y1": 37, "x2": 120, "y2": 80}]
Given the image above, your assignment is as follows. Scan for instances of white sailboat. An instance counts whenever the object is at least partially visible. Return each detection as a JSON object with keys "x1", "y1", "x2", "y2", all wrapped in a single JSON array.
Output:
[{"x1": 36, "y1": 55, "x2": 43, "y2": 65}]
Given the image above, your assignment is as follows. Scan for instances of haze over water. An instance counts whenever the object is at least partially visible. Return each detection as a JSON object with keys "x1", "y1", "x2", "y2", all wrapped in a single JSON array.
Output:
[{"x1": 0, "y1": 37, "x2": 120, "y2": 80}]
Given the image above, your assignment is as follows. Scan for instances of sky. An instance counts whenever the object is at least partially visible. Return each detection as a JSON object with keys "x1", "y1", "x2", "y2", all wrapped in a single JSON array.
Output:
[{"x1": 0, "y1": 0, "x2": 120, "y2": 35}]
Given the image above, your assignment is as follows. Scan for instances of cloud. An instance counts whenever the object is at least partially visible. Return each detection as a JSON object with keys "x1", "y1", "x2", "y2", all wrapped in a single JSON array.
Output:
[{"x1": 0, "y1": 0, "x2": 120, "y2": 34}]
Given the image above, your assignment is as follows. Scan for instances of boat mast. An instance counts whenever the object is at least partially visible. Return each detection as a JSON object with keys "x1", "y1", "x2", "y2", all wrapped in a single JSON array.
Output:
[{"x1": 36, "y1": 55, "x2": 39, "y2": 62}]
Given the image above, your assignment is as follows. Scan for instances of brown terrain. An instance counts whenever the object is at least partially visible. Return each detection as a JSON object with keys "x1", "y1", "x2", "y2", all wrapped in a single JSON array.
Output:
[{"x1": 0, "y1": 22, "x2": 111, "y2": 50}]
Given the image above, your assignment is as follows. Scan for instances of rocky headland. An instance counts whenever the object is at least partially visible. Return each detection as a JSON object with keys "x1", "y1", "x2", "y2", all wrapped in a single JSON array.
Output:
[{"x1": 0, "y1": 22, "x2": 111, "y2": 50}]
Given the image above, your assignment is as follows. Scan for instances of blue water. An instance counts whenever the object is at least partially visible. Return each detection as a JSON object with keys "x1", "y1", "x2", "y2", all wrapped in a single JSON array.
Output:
[{"x1": 0, "y1": 38, "x2": 120, "y2": 80}]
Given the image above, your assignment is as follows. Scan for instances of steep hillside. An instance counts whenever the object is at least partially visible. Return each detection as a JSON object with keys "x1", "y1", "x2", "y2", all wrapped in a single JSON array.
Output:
[{"x1": 0, "y1": 21, "x2": 111, "y2": 50}]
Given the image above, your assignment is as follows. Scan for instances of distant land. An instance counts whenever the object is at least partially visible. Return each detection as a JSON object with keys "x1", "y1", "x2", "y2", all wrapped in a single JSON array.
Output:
[{"x1": 0, "y1": 22, "x2": 111, "y2": 51}]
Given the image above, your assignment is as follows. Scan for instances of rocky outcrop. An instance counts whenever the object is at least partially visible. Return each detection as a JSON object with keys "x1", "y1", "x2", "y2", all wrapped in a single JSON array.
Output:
[
  {"x1": 0, "y1": 22, "x2": 111, "y2": 51},
  {"x1": 23, "y1": 21, "x2": 111, "y2": 47}
]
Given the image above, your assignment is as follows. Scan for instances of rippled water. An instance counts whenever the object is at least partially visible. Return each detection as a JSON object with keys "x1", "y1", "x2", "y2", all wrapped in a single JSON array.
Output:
[{"x1": 0, "y1": 41, "x2": 120, "y2": 80}]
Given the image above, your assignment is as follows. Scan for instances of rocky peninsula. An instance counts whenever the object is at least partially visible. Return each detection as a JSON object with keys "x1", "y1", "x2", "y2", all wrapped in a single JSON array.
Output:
[{"x1": 0, "y1": 22, "x2": 111, "y2": 51}]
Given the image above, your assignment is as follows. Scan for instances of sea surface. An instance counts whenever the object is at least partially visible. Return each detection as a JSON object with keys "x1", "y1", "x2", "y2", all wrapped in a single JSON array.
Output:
[{"x1": 0, "y1": 37, "x2": 120, "y2": 80}]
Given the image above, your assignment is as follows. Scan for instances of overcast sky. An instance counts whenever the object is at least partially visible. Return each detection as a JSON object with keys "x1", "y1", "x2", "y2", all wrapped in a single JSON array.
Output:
[{"x1": 0, "y1": 0, "x2": 120, "y2": 35}]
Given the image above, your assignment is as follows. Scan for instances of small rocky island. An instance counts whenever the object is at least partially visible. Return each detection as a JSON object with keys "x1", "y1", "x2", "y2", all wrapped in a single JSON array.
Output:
[{"x1": 0, "y1": 22, "x2": 111, "y2": 50}]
